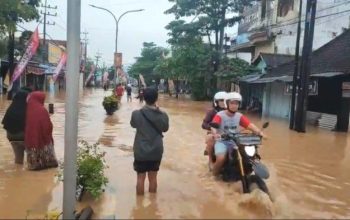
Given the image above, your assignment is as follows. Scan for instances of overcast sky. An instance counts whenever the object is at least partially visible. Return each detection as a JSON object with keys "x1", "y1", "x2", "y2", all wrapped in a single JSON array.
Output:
[
  {"x1": 21, "y1": 0, "x2": 237, "y2": 67},
  {"x1": 21, "y1": 0, "x2": 175, "y2": 66}
]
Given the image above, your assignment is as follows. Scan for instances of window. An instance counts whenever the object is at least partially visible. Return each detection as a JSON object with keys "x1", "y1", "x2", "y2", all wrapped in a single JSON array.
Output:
[{"x1": 278, "y1": 0, "x2": 294, "y2": 17}]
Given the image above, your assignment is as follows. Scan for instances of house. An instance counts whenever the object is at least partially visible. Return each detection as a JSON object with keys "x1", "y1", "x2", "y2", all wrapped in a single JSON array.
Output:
[
  {"x1": 228, "y1": 0, "x2": 350, "y2": 62},
  {"x1": 239, "y1": 53, "x2": 294, "y2": 110},
  {"x1": 251, "y1": 52, "x2": 294, "y2": 73},
  {"x1": 249, "y1": 29, "x2": 350, "y2": 131}
]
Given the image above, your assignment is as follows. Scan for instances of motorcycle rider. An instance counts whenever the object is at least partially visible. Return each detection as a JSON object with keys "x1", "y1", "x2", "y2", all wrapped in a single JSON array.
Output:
[
  {"x1": 201, "y1": 91, "x2": 227, "y2": 167},
  {"x1": 210, "y1": 92, "x2": 267, "y2": 176}
]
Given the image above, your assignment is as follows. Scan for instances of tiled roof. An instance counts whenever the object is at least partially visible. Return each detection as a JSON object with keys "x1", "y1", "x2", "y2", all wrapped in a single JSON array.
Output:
[{"x1": 252, "y1": 53, "x2": 295, "y2": 68}]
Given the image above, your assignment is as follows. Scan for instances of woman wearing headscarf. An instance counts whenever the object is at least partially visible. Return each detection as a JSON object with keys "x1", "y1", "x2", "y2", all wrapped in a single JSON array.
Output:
[
  {"x1": 25, "y1": 91, "x2": 58, "y2": 170},
  {"x1": 1, "y1": 89, "x2": 31, "y2": 164}
]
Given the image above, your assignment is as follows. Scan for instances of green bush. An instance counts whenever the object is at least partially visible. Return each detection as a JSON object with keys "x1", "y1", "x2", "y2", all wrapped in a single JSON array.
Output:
[
  {"x1": 57, "y1": 141, "x2": 109, "y2": 199},
  {"x1": 102, "y1": 94, "x2": 119, "y2": 110}
]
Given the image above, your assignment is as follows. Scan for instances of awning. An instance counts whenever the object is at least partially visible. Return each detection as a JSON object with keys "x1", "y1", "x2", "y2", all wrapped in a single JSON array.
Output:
[
  {"x1": 310, "y1": 72, "x2": 344, "y2": 77},
  {"x1": 239, "y1": 73, "x2": 262, "y2": 83},
  {"x1": 228, "y1": 42, "x2": 255, "y2": 53},
  {"x1": 249, "y1": 75, "x2": 292, "y2": 84},
  {"x1": 247, "y1": 72, "x2": 343, "y2": 84}
]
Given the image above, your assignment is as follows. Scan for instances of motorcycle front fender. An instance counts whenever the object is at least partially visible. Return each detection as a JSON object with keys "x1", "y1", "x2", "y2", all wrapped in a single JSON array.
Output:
[{"x1": 252, "y1": 161, "x2": 270, "y2": 179}]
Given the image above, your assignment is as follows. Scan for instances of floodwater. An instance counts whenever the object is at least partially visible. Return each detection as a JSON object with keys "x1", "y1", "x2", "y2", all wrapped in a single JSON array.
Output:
[{"x1": 0, "y1": 89, "x2": 349, "y2": 219}]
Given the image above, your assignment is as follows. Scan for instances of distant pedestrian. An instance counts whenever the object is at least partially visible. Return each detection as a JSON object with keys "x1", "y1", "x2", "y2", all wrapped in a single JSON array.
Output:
[
  {"x1": 126, "y1": 84, "x2": 132, "y2": 102},
  {"x1": 136, "y1": 86, "x2": 144, "y2": 104},
  {"x1": 115, "y1": 83, "x2": 124, "y2": 102},
  {"x1": 1, "y1": 88, "x2": 32, "y2": 164},
  {"x1": 25, "y1": 91, "x2": 58, "y2": 170},
  {"x1": 103, "y1": 72, "x2": 109, "y2": 91},
  {"x1": 130, "y1": 88, "x2": 169, "y2": 195}
]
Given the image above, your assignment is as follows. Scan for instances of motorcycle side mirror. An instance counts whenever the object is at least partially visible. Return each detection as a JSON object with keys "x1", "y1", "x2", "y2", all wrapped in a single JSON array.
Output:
[{"x1": 262, "y1": 122, "x2": 269, "y2": 129}]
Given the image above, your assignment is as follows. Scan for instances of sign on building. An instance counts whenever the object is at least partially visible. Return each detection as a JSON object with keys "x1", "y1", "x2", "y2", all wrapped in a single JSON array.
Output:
[
  {"x1": 284, "y1": 80, "x2": 318, "y2": 96},
  {"x1": 48, "y1": 43, "x2": 64, "y2": 64}
]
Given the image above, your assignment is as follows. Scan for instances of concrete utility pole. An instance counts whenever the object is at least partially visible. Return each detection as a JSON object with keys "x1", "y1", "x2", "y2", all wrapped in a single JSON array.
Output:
[
  {"x1": 81, "y1": 31, "x2": 88, "y2": 85},
  {"x1": 82, "y1": 31, "x2": 88, "y2": 65},
  {"x1": 95, "y1": 52, "x2": 101, "y2": 67},
  {"x1": 295, "y1": 0, "x2": 317, "y2": 132},
  {"x1": 40, "y1": 0, "x2": 57, "y2": 64},
  {"x1": 290, "y1": 0, "x2": 303, "y2": 130},
  {"x1": 63, "y1": 0, "x2": 81, "y2": 219}
]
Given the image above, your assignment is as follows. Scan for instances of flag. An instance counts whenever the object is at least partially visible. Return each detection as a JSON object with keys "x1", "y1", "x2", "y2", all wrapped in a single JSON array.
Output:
[
  {"x1": 53, "y1": 52, "x2": 67, "y2": 82},
  {"x1": 85, "y1": 64, "x2": 95, "y2": 86},
  {"x1": 9, "y1": 27, "x2": 40, "y2": 90}
]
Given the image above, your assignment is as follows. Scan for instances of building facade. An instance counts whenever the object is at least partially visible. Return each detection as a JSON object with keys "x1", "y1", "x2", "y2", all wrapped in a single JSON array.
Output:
[{"x1": 229, "y1": 0, "x2": 350, "y2": 62}]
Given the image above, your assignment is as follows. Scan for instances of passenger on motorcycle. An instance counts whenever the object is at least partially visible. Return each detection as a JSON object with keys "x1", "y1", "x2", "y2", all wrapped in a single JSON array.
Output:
[
  {"x1": 201, "y1": 91, "x2": 227, "y2": 165},
  {"x1": 210, "y1": 92, "x2": 267, "y2": 176}
]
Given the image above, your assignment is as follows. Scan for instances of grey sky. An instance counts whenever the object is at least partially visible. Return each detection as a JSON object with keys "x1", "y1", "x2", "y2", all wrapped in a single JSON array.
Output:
[{"x1": 22, "y1": 0, "x2": 175, "y2": 66}]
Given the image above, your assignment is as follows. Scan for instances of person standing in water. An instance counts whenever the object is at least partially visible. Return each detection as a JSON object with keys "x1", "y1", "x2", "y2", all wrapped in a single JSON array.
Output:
[
  {"x1": 25, "y1": 91, "x2": 58, "y2": 170},
  {"x1": 130, "y1": 88, "x2": 169, "y2": 195}
]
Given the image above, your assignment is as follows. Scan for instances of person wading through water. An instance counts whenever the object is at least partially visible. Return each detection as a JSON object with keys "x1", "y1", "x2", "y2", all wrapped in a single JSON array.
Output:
[
  {"x1": 25, "y1": 91, "x2": 58, "y2": 170},
  {"x1": 130, "y1": 88, "x2": 169, "y2": 195}
]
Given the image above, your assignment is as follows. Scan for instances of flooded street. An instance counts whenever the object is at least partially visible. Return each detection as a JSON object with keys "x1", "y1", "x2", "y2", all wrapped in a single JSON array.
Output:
[{"x1": 0, "y1": 89, "x2": 350, "y2": 219}]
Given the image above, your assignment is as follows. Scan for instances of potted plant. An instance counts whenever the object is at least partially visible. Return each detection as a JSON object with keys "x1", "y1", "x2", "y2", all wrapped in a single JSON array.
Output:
[
  {"x1": 102, "y1": 94, "x2": 119, "y2": 115},
  {"x1": 57, "y1": 141, "x2": 109, "y2": 200}
]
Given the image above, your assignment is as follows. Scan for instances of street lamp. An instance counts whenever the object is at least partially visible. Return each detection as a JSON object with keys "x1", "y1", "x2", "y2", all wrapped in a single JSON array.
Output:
[{"x1": 89, "y1": 4, "x2": 144, "y2": 84}]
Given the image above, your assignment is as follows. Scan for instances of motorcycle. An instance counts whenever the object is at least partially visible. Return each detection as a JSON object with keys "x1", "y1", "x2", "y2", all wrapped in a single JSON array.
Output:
[{"x1": 209, "y1": 122, "x2": 270, "y2": 196}]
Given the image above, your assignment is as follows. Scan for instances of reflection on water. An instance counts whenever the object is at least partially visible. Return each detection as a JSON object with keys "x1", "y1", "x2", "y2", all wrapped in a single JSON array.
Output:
[{"x1": 0, "y1": 88, "x2": 349, "y2": 218}]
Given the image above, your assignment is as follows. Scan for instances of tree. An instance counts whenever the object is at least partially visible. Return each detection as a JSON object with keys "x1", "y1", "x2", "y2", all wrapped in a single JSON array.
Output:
[
  {"x1": 164, "y1": 0, "x2": 253, "y2": 97},
  {"x1": 0, "y1": 0, "x2": 40, "y2": 33},
  {"x1": 165, "y1": 0, "x2": 253, "y2": 67},
  {"x1": 0, "y1": 34, "x2": 7, "y2": 58},
  {"x1": 128, "y1": 42, "x2": 169, "y2": 85},
  {"x1": 215, "y1": 57, "x2": 257, "y2": 79}
]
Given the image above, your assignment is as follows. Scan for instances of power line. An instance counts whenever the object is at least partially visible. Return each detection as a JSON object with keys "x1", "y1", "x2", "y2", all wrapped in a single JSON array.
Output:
[
  {"x1": 272, "y1": 8, "x2": 350, "y2": 29},
  {"x1": 238, "y1": 0, "x2": 350, "y2": 30},
  {"x1": 40, "y1": 0, "x2": 57, "y2": 45},
  {"x1": 16, "y1": 24, "x2": 65, "y2": 51}
]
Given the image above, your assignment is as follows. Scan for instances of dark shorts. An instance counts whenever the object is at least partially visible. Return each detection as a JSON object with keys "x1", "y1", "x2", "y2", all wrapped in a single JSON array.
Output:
[{"x1": 133, "y1": 160, "x2": 161, "y2": 173}]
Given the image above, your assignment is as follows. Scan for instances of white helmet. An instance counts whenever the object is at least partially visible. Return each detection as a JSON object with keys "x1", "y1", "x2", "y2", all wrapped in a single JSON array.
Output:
[
  {"x1": 225, "y1": 92, "x2": 242, "y2": 108},
  {"x1": 213, "y1": 91, "x2": 227, "y2": 107},
  {"x1": 225, "y1": 92, "x2": 242, "y2": 113}
]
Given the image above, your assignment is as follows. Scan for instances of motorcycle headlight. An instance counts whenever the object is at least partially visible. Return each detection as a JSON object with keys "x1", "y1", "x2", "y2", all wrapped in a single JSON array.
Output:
[{"x1": 244, "y1": 145, "x2": 256, "y2": 157}]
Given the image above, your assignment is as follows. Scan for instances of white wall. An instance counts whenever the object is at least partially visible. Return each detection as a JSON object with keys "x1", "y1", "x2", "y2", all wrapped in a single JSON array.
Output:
[{"x1": 271, "y1": 0, "x2": 350, "y2": 55}]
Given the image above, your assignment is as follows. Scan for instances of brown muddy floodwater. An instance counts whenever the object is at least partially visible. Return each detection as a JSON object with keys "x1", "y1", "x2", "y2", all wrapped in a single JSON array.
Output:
[{"x1": 0, "y1": 89, "x2": 350, "y2": 219}]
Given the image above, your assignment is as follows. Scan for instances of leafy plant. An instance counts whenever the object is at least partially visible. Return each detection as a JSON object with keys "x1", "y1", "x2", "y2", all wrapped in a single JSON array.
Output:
[
  {"x1": 57, "y1": 141, "x2": 109, "y2": 199},
  {"x1": 102, "y1": 94, "x2": 119, "y2": 110}
]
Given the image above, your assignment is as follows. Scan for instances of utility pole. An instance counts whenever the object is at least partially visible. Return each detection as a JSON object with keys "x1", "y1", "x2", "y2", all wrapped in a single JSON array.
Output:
[
  {"x1": 82, "y1": 31, "x2": 88, "y2": 65},
  {"x1": 63, "y1": 0, "x2": 81, "y2": 218},
  {"x1": 81, "y1": 31, "x2": 88, "y2": 85},
  {"x1": 40, "y1": 0, "x2": 57, "y2": 63},
  {"x1": 295, "y1": 0, "x2": 317, "y2": 132},
  {"x1": 290, "y1": 0, "x2": 303, "y2": 129},
  {"x1": 95, "y1": 52, "x2": 101, "y2": 67}
]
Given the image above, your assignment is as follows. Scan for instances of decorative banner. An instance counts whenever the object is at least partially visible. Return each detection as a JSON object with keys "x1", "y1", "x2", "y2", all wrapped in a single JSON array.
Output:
[
  {"x1": 84, "y1": 64, "x2": 95, "y2": 86},
  {"x1": 114, "y1": 52, "x2": 122, "y2": 68},
  {"x1": 9, "y1": 27, "x2": 40, "y2": 89},
  {"x1": 53, "y1": 52, "x2": 67, "y2": 82}
]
